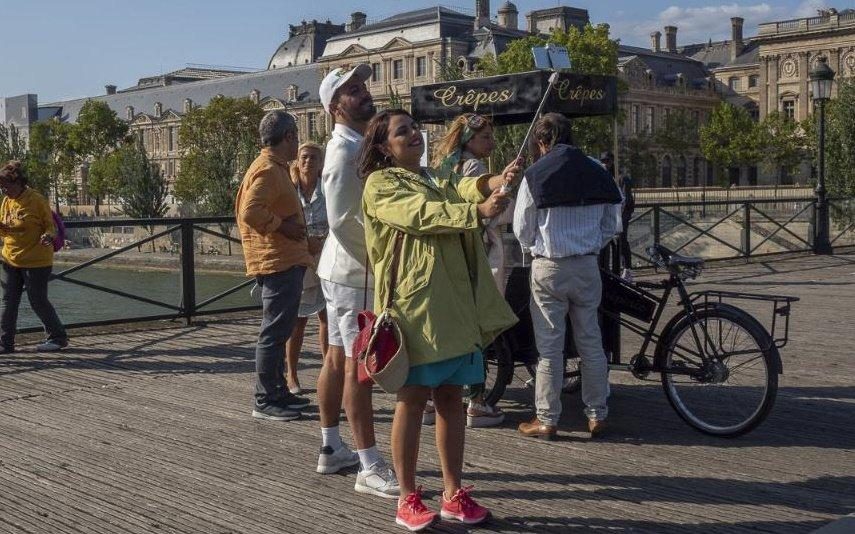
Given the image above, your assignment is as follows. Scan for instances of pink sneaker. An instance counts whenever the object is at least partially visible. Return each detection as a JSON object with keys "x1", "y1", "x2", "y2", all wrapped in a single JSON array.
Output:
[
  {"x1": 395, "y1": 487, "x2": 438, "y2": 531},
  {"x1": 440, "y1": 485, "x2": 490, "y2": 525}
]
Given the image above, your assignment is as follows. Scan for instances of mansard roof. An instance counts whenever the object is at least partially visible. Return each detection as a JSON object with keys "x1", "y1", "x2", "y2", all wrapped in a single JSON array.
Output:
[
  {"x1": 326, "y1": 6, "x2": 473, "y2": 43},
  {"x1": 619, "y1": 45, "x2": 710, "y2": 83},
  {"x1": 681, "y1": 40, "x2": 760, "y2": 70},
  {"x1": 42, "y1": 63, "x2": 321, "y2": 124}
]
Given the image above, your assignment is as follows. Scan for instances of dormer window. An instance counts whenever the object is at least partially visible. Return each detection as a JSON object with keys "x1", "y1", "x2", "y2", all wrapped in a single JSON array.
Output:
[{"x1": 287, "y1": 85, "x2": 298, "y2": 102}]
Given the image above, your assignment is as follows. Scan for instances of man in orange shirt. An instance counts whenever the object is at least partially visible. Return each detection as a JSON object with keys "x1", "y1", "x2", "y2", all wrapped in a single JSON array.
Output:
[{"x1": 236, "y1": 111, "x2": 318, "y2": 421}]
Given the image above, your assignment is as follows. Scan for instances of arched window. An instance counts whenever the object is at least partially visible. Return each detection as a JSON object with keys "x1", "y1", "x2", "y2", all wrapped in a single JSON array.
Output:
[
  {"x1": 676, "y1": 156, "x2": 687, "y2": 187},
  {"x1": 693, "y1": 157, "x2": 702, "y2": 187},
  {"x1": 661, "y1": 155, "x2": 672, "y2": 187}
]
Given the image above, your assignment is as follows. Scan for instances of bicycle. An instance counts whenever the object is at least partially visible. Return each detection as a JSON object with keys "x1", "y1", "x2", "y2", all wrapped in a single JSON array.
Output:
[{"x1": 483, "y1": 243, "x2": 798, "y2": 437}]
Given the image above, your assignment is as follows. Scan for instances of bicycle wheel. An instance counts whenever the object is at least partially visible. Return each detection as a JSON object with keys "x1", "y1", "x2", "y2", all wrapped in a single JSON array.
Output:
[
  {"x1": 483, "y1": 333, "x2": 515, "y2": 406},
  {"x1": 659, "y1": 306, "x2": 778, "y2": 437},
  {"x1": 525, "y1": 357, "x2": 581, "y2": 394}
]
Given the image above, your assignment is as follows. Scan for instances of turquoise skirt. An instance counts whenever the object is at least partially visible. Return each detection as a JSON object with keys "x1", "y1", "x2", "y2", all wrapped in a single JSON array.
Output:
[{"x1": 405, "y1": 350, "x2": 485, "y2": 388}]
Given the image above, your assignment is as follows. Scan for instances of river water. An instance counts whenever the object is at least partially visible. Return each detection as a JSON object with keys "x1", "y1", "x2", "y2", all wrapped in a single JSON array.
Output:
[{"x1": 15, "y1": 263, "x2": 253, "y2": 330}]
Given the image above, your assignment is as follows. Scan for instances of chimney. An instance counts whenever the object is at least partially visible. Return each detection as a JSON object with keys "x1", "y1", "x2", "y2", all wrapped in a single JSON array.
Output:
[
  {"x1": 497, "y1": 2, "x2": 518, "y2": 30},
  {"x1": 731, "y1": 17, "x2": 744, "y2": 61},
  {"x1": 348, "y1": 12, "x2": 366, "y2": 32},
  {"x1": 105, "y1": 84, "x2": 117, "y2": 95},
  {"x1": 664, "y1": 26, "x2": 678, "y2": 53},
  {"x1": 651, "y1": 31, "x2": 662, "y2": 52},
  {"x1": 475, "y1": 0, "x2": 490, "y2": 29}
]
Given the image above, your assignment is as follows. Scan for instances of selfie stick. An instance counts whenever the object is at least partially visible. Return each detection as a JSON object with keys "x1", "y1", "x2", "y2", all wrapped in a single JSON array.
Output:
[{"x1": 500, "y1": 71, "x2": 560, "y2": 194}]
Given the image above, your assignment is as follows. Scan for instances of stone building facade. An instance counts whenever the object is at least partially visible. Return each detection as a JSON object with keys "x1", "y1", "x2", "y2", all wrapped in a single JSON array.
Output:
[{"x1": 7, "y1": 1, "x2": 855, "y2": 200}]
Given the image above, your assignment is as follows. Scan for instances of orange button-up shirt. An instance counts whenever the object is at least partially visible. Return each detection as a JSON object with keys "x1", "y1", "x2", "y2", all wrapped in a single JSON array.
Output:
[{"x1": 235, "y1": 148, "x2": 313, "y2": 277}]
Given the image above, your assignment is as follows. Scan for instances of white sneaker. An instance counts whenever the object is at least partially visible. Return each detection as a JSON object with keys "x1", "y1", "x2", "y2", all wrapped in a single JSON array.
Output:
[
  {"x1": 422, "y1": 400, "x2": 436, "y2": 426},
  {"x1": 467, "y1": 403, "x2": 505, "y2": 428},
  {"x1": 316, "y1": 444, "x2": 359, "y2": 474},
  {"x1": 354, "y1": 459, "x2": 399, "y2": 499},
  {"x1": 36, "y1": 340, "x2": 68, "y2": 352}
]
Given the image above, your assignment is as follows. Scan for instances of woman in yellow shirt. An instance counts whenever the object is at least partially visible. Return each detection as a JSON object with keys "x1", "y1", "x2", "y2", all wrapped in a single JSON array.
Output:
[{"x1": 0, "y1": 161, "x2": 68, "y2": 353}]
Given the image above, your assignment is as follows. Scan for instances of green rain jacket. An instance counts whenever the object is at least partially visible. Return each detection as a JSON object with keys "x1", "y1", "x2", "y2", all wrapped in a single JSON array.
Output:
[{"x1": 362, "y1": 167, "x2": 518, "y2": 367}]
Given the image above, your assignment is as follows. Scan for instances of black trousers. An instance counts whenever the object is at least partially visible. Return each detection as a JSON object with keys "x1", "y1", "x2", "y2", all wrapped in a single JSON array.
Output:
[{"x1": 1, "y1": 263, "x2": 67, "y2": 348}]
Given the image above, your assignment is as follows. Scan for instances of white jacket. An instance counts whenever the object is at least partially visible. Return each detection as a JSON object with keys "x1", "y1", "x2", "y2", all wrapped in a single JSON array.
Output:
[{"x1": 317, "y1": 124, "x2": 373, "y2": 288}]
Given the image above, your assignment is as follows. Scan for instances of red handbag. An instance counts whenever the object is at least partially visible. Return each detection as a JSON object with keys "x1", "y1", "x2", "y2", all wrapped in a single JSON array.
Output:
[{"x1": 352, "y1": 232, "x2": 408, "y2": 392}]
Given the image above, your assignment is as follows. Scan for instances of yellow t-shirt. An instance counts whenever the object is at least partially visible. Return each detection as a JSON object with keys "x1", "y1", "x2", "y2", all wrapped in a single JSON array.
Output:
[{"x1": 0, "y1": 188, "x2": 56, "y2": 268}]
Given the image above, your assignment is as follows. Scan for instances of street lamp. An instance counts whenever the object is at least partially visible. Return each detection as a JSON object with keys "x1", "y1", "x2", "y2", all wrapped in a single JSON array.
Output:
[{"x1": 809, "y1": 56, "x2": 835, "y2": 255}]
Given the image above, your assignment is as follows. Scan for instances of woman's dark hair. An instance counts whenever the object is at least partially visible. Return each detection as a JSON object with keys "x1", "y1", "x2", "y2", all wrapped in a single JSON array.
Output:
[
  {"x1": 358, "y1": 108, "x2": 414, "y2": 179},
  {"x1": 528, "y1": 112, "x2": 574, "y2": 160},
  {"x1": 0, "y1": 160, "x2": 27, "y2": 186}
]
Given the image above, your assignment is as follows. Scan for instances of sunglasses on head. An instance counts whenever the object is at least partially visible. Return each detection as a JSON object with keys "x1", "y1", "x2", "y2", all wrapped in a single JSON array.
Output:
[{"x1": 465, "y1": 114, "x2": 487, "y2": 130}]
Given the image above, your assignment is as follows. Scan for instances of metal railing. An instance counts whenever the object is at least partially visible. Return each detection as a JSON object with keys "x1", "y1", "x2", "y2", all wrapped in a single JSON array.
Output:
[
  {"x1": 17, "y1": 198, "x2": 855, "y2": 333},
  {"x1": 627, "y1": 197, "x2": 855, "y2": 266},
  {"x1": 19, "y1": 217, "x2": 256, "y2": 334}
]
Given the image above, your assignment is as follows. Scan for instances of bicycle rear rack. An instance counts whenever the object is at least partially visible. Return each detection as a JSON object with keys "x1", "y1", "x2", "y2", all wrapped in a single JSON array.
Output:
[{"x1": 689, "y1": 290, "x2": 799, "y2": 350}]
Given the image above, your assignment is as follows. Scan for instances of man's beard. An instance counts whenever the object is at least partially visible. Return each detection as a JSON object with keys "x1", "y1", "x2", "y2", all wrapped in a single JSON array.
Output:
[{"x1": 350, "y1": 100, "x2": 376, "y2": 122}]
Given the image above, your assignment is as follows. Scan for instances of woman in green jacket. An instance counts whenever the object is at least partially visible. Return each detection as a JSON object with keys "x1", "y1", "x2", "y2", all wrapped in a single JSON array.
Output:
[{"x1": 359, "y1": 109, "x2": 519, "y2": 531}]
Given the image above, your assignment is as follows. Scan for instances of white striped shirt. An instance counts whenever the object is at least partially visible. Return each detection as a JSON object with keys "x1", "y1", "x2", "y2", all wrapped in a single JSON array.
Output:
[{"x1": 512, "y1": 176, "x2": 621, "y2": 259}]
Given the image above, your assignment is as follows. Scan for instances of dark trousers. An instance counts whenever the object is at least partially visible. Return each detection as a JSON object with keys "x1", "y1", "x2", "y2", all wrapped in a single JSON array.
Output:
[
  {"x1": 1, "y1": 263, "x2": 67, "y2": 348},
  {"x1": 254, "y1": 266, "x2": 305, "y2": 404}
]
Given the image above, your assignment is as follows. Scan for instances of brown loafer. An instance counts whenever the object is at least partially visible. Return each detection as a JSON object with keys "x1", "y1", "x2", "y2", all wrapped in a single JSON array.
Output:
[
  {"x1": 588, "y1": 419, "x2": 608, "y2": 437},
  {"x1": 518, "y1": 417, "x2": 557, "y2": 440}
]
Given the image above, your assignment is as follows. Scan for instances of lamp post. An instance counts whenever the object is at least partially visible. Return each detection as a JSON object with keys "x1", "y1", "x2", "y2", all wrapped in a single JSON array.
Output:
[{"x1": 809, "y1": 56, "x2": 835, "y2": 255}]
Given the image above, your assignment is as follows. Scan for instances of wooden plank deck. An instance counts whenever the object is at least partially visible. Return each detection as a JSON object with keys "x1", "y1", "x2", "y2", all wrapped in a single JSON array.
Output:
[{"x1": 1, "y1": 253, "x2": 854, "y2": 533}]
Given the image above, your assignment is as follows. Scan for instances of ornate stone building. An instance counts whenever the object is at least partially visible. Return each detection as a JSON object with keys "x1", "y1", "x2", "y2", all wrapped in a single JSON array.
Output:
[
  {"x1": 7, "y1": 1, "x2": 855, "y2": 200},
  {"x1": 673, "y1": 8, "x2": 855, "y2": 185}
]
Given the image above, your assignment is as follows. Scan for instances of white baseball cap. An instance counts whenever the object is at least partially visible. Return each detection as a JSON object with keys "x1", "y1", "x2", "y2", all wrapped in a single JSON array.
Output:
[{"x1": 319, "y1": 64, "x2": 373, "y2": 114}]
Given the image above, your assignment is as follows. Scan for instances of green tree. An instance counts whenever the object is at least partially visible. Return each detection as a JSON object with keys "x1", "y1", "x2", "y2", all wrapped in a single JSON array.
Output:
[
  {"x1": 824, "y1": 78, "x2": 855, "y2": 197},
  {"x1": 27, "y1": 119, "x2": 79, "y2": 210},
  {"x1": 113, "y1": 140, "x2": 169, "y2": 249},
  {"x1": 700, "y1": 103, "x2": 761, "y2": 186},
  {"x1": 70, "y1": 100, "x2": 128, "y2": 214},
  {"x1": 478, "y1": 24, "x2": 620, "y2": 158},
  {"x1": 173, "y1": 96, "x2": 264, "y2": 216},
  {"x1": 0, "y1": 123, "x2": 28, "y2": 163},
  {"x1": 623, "y1": 134, "x2": 658, "y2": 188},
  {"x1": 756, "y1": 111, "x2": 806, "y2": 181}
]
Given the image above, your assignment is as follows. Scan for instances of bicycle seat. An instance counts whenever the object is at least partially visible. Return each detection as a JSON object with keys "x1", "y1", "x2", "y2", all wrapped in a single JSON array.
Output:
[
  {"x1": 650, "y1": 244, "x2": 704, "y2": 269},
  {"x1": 667, "y1": 253, "x2": 704, "y2": 269}
]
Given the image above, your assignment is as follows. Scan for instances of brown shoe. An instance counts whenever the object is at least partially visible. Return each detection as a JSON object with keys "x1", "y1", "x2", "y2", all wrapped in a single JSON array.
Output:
[
  {"x1": 518, "y1": 417, "x2": 557, "y2": 440},
  {"x1": 588, "y1": 419, "x2": 608, "y2": 437}
]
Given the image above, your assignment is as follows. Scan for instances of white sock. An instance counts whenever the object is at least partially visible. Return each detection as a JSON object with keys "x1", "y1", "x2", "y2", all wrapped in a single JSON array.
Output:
[
  {"x1": 321, "y1": 426, "x2": 342, "y2": 450},
  {"x1": 357, "y1": 446, "x2": 381, "y2": 469}
]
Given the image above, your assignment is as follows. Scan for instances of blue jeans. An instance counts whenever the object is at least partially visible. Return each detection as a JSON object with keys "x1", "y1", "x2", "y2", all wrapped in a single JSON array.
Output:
[{"x1": 254, "y1": 266, "x2": 305, "y2": 404}]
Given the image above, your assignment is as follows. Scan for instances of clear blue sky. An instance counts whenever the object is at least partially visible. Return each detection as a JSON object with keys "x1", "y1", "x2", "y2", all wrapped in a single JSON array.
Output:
[{"x1": 0, "y1": 0, "x2": 828, "y2": 102}]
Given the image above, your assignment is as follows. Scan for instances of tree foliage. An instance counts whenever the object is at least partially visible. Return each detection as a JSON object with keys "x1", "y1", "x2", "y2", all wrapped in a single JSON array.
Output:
[
  {"x1": 70, "y1": 100, "x2": 128, "y2": 212},
  {"x1": 823, "y1": 78, "x2": 855, "y2": 197},
  {"x1": 112, "y1": 140, "x2": 168, "y2": 220},
  {"x1": 623, "y1": 134, "x2": 658, "y2": 188},
  {"x1": 655, "y1": 109, "x2": 699, "y2": 162},
  {"x1": 27, "y1": 119, "x2": 79, "y2": 210},
  {"x1": 699, "y1": 103, "x2": 761, "y2": 185},
  {"x1": 173, "y1": 96, "x2": 264, "y2": 216},
  {"x1": 0, "y1": 123, "x2": 28, "y2": 163},
  {"x1": 477, "y1": 24, "x2": 620, "y2": 159},
  {"x1": 756, "y1": 111, "x2": 805, "y2": 178}
]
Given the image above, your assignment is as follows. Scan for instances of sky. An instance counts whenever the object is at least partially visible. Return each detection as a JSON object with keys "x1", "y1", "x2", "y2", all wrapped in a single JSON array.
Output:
[{"x1": 0, "y1": 0, "x2": 831, "y2": 103}]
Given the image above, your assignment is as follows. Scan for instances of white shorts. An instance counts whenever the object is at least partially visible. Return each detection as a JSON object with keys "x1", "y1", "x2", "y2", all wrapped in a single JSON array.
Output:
[{"x1": 321, "y1": 279, "x2": 374, "y2": 358}]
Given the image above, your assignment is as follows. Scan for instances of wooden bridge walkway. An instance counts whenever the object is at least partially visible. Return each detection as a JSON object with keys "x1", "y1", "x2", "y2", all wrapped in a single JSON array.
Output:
[{"x1": 1, "y1": 253, "x2": 854, "y2": 533}]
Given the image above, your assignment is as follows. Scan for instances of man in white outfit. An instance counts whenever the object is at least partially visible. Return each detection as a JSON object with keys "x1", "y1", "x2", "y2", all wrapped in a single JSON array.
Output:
[{"x1": 314, "y1": 65, "x2": 398, "y2": 499}]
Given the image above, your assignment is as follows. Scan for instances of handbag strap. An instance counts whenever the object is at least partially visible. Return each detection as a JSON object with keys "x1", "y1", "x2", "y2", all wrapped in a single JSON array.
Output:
[
  {"x1": 363, "y1": 231, "x2": 404, "y2": 311},
  {"x1": 384, "y1": 231, "x2": 405, "y2": 311}
]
